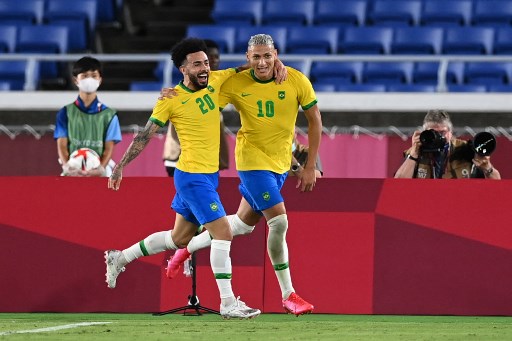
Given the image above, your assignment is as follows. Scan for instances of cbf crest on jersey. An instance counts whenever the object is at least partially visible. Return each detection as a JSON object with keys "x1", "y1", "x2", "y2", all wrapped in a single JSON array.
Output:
[
  {"x1": 207, "y1": 85, "x2": 215, "y2": 93},
  {"x1": 278, "y1": 91, "x2": 285, "y2": 99}
]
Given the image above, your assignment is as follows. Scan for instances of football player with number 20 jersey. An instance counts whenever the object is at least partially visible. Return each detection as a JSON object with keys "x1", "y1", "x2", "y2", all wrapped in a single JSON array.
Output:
[{"x1": 104, "y1": 38, "x2": 261, "y2": 320}]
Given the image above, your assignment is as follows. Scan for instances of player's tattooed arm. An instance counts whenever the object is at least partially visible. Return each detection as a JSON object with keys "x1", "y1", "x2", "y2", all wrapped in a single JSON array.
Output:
[
  {"x1": 108, "y1": 120, "x2": 160, "y2": 191},
  {"x1": 118, "y1": 120, "x2": 159, "y2": 167}
]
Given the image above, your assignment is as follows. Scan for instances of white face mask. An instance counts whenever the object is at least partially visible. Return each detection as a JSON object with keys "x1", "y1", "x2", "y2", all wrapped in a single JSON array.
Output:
[{"x1": 77, "y1": 77, "x2": 100, "y2": 93}]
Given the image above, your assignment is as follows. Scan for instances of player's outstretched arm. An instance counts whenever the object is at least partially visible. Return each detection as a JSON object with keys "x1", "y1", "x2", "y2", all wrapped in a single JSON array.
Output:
[
  {"x1": 108, "y1": 120, "x2": 160, "y2": 191},
  {"x1": 297, "y1": 105, "x2": 322, "y2": 192}
]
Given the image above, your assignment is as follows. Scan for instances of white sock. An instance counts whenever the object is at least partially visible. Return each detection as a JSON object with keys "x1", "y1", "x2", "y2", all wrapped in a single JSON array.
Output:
[
  {"x1": 187, "y1": 215, "x2": 254, "y2": 253},
  {"x1": 276, "y1": 268, "x2": 293, "y2": 300},
  {"x1": 211, "y1": 239, "x2": 235, "y2": 306},
  {"x1": 121, "y1": 230, "x2": 177, "y2": 267},
  {"x1": 187, "y1": 231, "x2": 212, "y2": 253},
  {"x1": 267, "y1": 214, "x2": 294, "y2": 299}
]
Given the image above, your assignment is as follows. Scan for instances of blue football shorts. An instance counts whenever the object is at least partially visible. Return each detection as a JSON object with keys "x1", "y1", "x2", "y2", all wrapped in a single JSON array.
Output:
[
  {"x1": 237, "y1": 170, "x2": 288, "y2": 215},
  {"x1": 171, "y1": 169, "x2": 226, "y2": 226}
]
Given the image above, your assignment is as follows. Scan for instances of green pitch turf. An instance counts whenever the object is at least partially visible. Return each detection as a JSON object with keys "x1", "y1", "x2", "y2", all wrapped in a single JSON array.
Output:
[{"x1": 0, "y1": 313, "x2": 511, "y2": 340}]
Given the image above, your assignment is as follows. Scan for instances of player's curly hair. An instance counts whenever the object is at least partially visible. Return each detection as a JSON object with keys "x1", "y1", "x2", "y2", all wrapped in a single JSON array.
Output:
[{"x1": 171, "y1": 38, "x2": 208, "y2": 70}]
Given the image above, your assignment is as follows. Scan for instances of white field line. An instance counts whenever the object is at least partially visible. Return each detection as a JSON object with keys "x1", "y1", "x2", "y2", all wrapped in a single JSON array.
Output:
[{"x1": 0, "y1": 322, "x2": 112, "y2": 336}]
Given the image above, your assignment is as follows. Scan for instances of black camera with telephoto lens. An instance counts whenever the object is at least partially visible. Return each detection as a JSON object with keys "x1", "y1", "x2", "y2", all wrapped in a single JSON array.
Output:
[
  {"x1": 419, "y1": 129, "x2": 447, "y2": 153},
  {"x1": 469, "y1": 131, "x2": 496, "y2": 156}
]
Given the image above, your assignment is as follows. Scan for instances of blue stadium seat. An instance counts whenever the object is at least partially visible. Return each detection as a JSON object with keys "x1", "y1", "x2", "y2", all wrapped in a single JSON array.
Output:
[
  {"x1": 281, "y1": 60, "x2": 308, "y2": 74},
  {"x1": 391, "y1": 27, "x2": 443, "y2": 54},
  {"x1": 493, "y1": 28, "x2": 512, "y2": 54},
  {"x1": 413, "y1": 62, "x2": 464, "y2": 85},
  {"x1": 464, "y1": 62, "x2": 512, "y2": 85},
  {"x1": 339, "y1": 27, "x2": 393, "y2": 54},
  {"x1": 387, "y1": 84, "x2": 437, "y2": 92},
  {"x1": 16, "y1": 25, "x2": 68, "y2": 53},
  {"x1": 0, "y1": 25, "x2": 16, "y2": 53},
  {"x1": 442, "y1": 27, "x2": 494, "y2": 55},
  {"x1": 153, "y1": 59, "x2": 181, "y2": 84},
  {"x1": 412, "y1": 62, "x2": 439, "y2": 84},
  {"x1": 336, "y1": 84, "x2": 386, "y2": 92},
  {"x1": 153, "y1": 57, "x2": 166, "y2": 81},
  {"x1": 0, "y1": 0, "x2": 44, "y2": 25},
  {"x1": 234, "y1": 26, "x2": 287, "y2": 53},
  {"x1": 314, "y1": 0, "x2": 367, "y2": 27},
  {"x1": 443, "y1": 62, "x2": 466, "y2": 84},
  {"x1": 186, "y1": 25, "x2": 236, "y2": 53},
  {"x1": 421, "y1": 0, "x2": 472, "y2": 27},
  {"x1": 472, "y1": 0, "x2": 512, "y2": 27},
  {"x1": 262, "y1": 0, "x2": 314, "y2": 26},
  {"x1": 44, "y1": 0, "x2": 97, "y2": 52},
  {"x1": 313, "y1": 83, "x2": 336, "y2": 92},
  {"x1": 129, "y1": 81, "x2": 162, "y2": 92},
  {"x1": 0, "y1": 61, "x2": 32, "y2": 90},
  {"x1": 16, "y1": 25, "x2": 68, "y2": 78},
  {"x1": 487, "y1": 84, "x2": 512, "y2": 92},
  {"x1": 211, "y1": 0, "x2": 263, "y2": 26},
  {"x1": 286, "y1": 26, "x2": 339, "y2": 54},
  {"x1": 169, "y1": 67, "x2": 182, "y2": 84},
  {"x1": 368, "y1": 0, "x2": 421, "y2": 26},
  {"x1": 447, "y1": 84, "x2": 487, "y2": 92},
  {"x1": 96, "y1": 0, "x2": 119, "y2": 23},
  {"x1": 0, "y1": 81, "x2": 10, "y2": 90},
  {"x1": 310, "y1": 61, "x2": 363, "y2": 85},
  {"x1": 363, "y1": 61, "x2": 414, "y2": 85}
]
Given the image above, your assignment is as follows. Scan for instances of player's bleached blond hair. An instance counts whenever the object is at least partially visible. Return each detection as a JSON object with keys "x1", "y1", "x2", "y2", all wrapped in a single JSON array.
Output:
[{"x1": 248, "y1": 34, "x2": 275, "y2": 48}]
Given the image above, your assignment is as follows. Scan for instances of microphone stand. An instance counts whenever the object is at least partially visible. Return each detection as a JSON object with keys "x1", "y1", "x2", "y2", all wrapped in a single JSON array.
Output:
[{"x1": 153, "y1": 251, "x2": 219, "y2": 316}]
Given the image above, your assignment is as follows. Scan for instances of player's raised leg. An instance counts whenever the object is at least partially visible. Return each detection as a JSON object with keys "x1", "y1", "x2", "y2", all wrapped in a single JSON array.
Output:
[{"x1": 105, "y1": 214, "x2": 195, "y2": 288}]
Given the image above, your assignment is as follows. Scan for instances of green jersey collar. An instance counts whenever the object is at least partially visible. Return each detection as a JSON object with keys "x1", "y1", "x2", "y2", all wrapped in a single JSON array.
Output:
[
  {"x1": 250, "y1": 69, "x2": 275, "y2": 84},
  {"x1": 178, "y1": 81, "x2": 196, "y2": 93}
]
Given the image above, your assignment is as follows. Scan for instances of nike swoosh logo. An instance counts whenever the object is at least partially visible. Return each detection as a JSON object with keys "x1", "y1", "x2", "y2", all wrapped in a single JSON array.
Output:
[
  {"x1": 181, "y1": 99, "x2": 190, "y2": 104},
  {"x1": 241, "y1": 93, "x2": 251, "y2": 97}
]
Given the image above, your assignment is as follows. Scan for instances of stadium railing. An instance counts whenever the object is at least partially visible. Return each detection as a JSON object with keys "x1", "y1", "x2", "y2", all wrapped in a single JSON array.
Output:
[{"x1": 2, "y1": 53, "x2": 512, "y2": 91}]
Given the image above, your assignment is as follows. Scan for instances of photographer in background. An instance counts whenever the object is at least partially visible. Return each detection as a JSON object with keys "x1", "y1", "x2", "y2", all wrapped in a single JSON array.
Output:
[{"x1": 394, "y1": 109, "x2": 501, "y2": 179}]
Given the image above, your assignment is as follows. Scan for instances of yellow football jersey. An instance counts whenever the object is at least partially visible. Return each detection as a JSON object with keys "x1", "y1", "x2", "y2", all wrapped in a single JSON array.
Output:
[
  {"x1": 150, "y1": 69, "x2": 236, "y2": 173},
  {"x1": 219, "y1": 67, "x2": 317, "y2": 173}
]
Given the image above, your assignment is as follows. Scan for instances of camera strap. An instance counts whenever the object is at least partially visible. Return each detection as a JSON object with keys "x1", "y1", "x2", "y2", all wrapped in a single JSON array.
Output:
[{"x1": 430, "y1": 144, "x2": 449, "y2": 179}]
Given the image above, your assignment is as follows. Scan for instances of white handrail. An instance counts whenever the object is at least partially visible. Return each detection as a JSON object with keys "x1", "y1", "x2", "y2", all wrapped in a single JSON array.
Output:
[{"x1": 3, "y1": 53, "x2": 512, "y2": 91}]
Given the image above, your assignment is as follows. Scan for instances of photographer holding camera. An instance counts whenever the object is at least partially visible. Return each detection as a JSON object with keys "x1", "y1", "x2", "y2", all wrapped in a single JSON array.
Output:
[{"x1": 394, "y1": 109, "x2": 501, "y2": 179}]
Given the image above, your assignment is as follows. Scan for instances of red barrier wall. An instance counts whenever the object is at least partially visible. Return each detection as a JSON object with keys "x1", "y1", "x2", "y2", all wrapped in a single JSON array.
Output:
[
  {"x1": 3, "y1": 134, "x2": 512, "y2": 179},
  {"x1": 0, "y1": 177, "x2": 511, "y2": 315}
]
